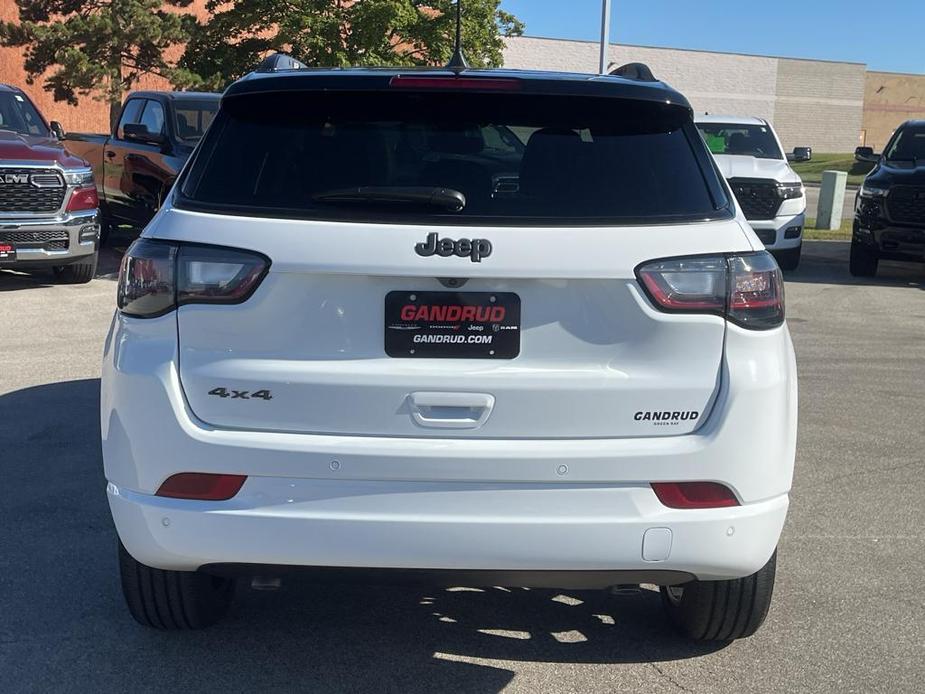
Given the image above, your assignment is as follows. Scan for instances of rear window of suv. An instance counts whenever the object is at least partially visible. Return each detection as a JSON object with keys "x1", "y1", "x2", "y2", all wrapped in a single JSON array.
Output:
[{"x1": 178, "y1": 89, "x2": 731, "y2": 225}]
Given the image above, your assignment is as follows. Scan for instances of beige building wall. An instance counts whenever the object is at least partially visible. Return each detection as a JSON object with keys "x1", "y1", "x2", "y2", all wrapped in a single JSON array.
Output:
[
  {"x1": 505, "y1": 36, "x2": 916, "y2": 154},
  {"x1": 773, "y1": 58, "x2": 866, "y2": 152},
  {"x1": 504, "y1": 36, "x2": 779, "y2": 124},
  {"x1": 862, "y1": 71, "x2": 925, "y2": 151}
]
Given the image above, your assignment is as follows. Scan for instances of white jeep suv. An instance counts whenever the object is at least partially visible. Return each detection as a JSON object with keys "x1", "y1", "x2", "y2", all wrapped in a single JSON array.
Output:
[
  {"x1": 695, "y1": 115, "x2": 810, "y2": 270},
  {"x1": 102, "y1": 65, "x2": 797, "y2": 641}
]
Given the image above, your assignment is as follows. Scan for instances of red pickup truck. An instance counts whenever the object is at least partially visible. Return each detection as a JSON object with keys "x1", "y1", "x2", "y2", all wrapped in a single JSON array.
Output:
[{"x1": 0, "y1": 84, "x2": 100, "y2": 283}]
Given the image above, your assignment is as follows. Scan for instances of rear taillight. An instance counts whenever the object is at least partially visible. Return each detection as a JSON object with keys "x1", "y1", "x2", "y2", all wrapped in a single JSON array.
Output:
[
  {"x1": 117, "y1": 239, "x2": 269, "y2": 318},
  {"x1": 117, "y1": 239, "x2": 176, "y2": 318},
  {"x1": 637, "y1": 251, "x2": 784, "y2": 329},
  {"x1": 156, "y1": 473, "x2": 247, "y2": 500},
  {"x1": 65, "y1": 186, "x2": 99, "y2": 212},
  {"x1": 651, "y1": 482, "x2": 740, "y2": 509}
]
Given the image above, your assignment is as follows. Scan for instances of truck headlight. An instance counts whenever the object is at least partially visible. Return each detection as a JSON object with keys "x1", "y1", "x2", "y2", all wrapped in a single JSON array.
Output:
[
  {"x1": 64, "y1": 169, "x2": 95, "y2": 187},
  {"x1": 859, "y1": 182, "x2": 888, "y2": 198},
  {"x1": 777, "y1": 182, "x2": 804, "y2": 200}
]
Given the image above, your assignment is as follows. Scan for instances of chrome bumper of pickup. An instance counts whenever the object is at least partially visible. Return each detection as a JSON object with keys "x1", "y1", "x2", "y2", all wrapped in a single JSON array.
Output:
[{"x1": 0, "y1": 209, "x2": 100, "y2": 267}]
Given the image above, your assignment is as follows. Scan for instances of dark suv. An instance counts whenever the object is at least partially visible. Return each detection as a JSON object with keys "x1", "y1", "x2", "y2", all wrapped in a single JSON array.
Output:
[{"x1": 851, "y1": 121, "x2": 925, "y2": 276}]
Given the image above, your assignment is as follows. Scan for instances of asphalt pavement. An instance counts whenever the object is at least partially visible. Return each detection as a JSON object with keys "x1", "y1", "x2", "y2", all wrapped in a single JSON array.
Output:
[{"x1": 0, "y1": 239, "x2": 922, "y2": 693}]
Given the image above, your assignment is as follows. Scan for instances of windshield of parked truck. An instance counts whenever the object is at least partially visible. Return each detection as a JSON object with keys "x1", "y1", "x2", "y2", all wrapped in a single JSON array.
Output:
[
  {"x1": 173, "y1": 100, "x2": 219, "y2": 142},
  {"x1": 179, "y1": 90, "x2": 730, "y2": 225},
  {"x1": 0, "y1": 92, "x2": 49, "y2": 137},
  {"x1": 696, "y1": 123, "x2": 783, "y2": 160},
  {"x1": 884, "y1": 124, "x2": 925, "y2": 162}
]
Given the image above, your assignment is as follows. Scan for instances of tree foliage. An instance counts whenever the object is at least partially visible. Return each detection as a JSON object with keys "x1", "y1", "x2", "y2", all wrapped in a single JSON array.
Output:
[
  {"x1": 182, "y1": 0, "x2": 524, "y2": 90},
  {"x1": 0, "y1": 0, "x2": 201, "y2": 125},
  {"x1": 0, "y1": 1, "x2": 525, "y2": 123}
]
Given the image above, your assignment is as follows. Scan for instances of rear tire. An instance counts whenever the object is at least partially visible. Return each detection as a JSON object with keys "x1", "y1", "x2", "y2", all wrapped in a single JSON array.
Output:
[
  {"x1": 775, "y1": 244, "x2": 801, "y2": 271},
  {"x1": 849, "y1": 240, "x2": 878, "y2": 277},
  {"x1": 660, "y1": 550, "x2": 777, "y2": 641},
  {"x1": 52, "y1": 252, "x2": 97, "y2": 284},
  {"x1": 118, "y1": 542, "x2": 234, "y2": 629}
]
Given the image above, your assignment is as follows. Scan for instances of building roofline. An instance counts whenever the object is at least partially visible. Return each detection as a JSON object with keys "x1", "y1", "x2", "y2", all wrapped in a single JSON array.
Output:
[
  {"x1": 509, "y1": 35, "x2": 868, "y2": 68},
  {"x1": 864, "y1": 69, "x2": 925, "y2": 78}
]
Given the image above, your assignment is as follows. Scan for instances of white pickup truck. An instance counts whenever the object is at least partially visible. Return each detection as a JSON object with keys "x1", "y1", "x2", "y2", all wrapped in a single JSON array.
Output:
[{"x1": 696, "y1": 115, "x2": 810, "y2": 270}]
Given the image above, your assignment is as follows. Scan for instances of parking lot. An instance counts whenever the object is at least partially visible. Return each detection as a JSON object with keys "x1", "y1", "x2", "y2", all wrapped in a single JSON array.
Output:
[{"x1": 0, "y1": 239, "x2": 922, "y2": 693}]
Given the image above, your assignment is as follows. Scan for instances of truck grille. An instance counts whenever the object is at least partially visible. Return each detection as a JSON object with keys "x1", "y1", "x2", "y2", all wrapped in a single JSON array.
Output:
[
  {"x1": 886, "y1": 186, "x2": 925, "y2": 225},
  {"x1": 728, "y1": 178, "x2": 782, "y2": 220},
  {"x1": 0, "y1": 168, "x2": 66, "y2": 213},
  {"x1": 0, "y1": 229, "x2": 69, "y2": 251}
]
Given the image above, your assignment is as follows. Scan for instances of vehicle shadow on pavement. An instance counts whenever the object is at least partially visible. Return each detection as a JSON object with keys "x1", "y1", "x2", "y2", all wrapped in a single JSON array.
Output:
[
  {"x1": 786, "y1": 240, "x2": 924, "y2": 289},
  {"x1": 0, "y1": 268, "x2": 55, "y2": 291},
  {"x1": 0, "y1": 378, "x2": 723, "y2": 693}
]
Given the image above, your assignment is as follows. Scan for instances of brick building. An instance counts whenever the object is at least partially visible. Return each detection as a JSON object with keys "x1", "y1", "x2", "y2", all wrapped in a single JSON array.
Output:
[{"x1": 0, "y1": 0, "x2": 209, "y2": 133}]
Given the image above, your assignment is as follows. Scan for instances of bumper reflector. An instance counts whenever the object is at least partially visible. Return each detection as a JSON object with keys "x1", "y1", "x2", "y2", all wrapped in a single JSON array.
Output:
[
  {"x1": 651, "y1": 482, "x2": 740, "y2": 509},
  {"x1": 156, "y1": 473, "x2": 247, "y2": 500}
]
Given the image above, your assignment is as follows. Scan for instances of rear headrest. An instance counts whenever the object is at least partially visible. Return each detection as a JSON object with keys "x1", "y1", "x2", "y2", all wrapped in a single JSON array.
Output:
[
  {"x1": 176, "y1": 113, "x2": 196, "y2": 138},
  {"x1": 727, "y1": 132, "x2": 749, "y2": 153},
  {"x1": 519, "y1": 128, "x2": 583, "y2": 198}
]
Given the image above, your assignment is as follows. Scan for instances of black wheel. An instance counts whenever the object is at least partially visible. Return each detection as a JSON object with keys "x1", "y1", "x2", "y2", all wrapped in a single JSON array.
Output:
[
  {"x1": 118, "y1": 542, "x2": 234, "y2": 629},
  {"x1": 52, "y1": 252, "x2": 97, "y2": 284},
  {"x1": 775, "y1": 244, "x2": 801, "y2": 271},
  {"x1": 660, "y1": 550, "x2": 777, "y2": 641},
  {"x1": 849, "y1": 240, "x2": 878, "y2": 277}
]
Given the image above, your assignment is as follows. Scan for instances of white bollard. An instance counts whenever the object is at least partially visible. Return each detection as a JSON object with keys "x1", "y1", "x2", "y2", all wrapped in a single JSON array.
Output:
[{"x1": 816, "y1": 170, "x2": 847, "y2": 230}]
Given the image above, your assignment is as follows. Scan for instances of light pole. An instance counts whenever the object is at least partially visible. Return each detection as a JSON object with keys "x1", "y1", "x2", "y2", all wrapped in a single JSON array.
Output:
[{"x1": 599, "y1": 0, "x2": 612, "y2": 74}]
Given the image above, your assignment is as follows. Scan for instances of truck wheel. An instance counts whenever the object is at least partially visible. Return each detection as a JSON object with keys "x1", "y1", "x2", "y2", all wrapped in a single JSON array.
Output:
[
  {"x1": 660, "y1": 550, "x2": 776, "y2": 641},
  {"x1": 775, "y1": 244, "x2": 801, "y2": 271},
  {"x1": 118, "y1": 542, "x2": 234, "y2": 630},
  {"x1": 52, "y1": 252, "x2": 98, "y2": 284},
  {"x1": 849, "y1": 241, "x2": 878, "y2": 277}
]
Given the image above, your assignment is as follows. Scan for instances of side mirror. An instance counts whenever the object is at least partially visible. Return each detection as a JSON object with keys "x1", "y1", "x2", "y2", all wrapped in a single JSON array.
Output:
[
  {"x1": 787, "y1": 146, "x2": 812, "y2": 163},
  {"x1": 49, "y1": 120, "x2": 66, "y2": 140},
  {"x1": 123, "y1": 123, "x2": 168, "y2": 148},
  {"x1": 855, "y1": 146, "x2": 879, "y2": 163}
]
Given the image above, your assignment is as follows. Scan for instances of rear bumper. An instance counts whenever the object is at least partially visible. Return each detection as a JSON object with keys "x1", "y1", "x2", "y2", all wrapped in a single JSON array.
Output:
[
  {"x1": 102, "y1": 311, "x2": 797, "y2": 580},
  {"x1": 0, "y1": 210, "x2": 99, "y2": 268},
  {"x1": 747, "y1": 212, "x2": 804, "y2": 251},
  {"x1": 110, "y1": 478, "x2": 787, "y2": 581}
]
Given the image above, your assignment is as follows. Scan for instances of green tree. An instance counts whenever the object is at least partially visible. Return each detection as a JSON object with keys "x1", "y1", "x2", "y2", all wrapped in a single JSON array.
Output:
[
  {"x1": 0, "y1": 0, "x2": 202, "y2": 128},
  {"x1": 182, "y1": 0, "x2": 524, "y2": 90}
]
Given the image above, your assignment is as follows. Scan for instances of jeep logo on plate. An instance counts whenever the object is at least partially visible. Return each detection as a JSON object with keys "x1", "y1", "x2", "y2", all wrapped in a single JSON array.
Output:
[{"x1": 415, "y1": 232, "x2": 492, "y2": 263}]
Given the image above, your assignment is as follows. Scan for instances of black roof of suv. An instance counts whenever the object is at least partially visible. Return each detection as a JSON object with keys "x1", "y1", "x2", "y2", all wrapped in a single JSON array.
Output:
[{"x1": 224, "y1": 67, "x2": 692, "y2": 111}]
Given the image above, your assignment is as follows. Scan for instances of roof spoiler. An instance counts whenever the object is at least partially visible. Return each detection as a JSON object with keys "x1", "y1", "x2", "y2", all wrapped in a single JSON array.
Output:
[
  {"x1": 609, "y1": 62, "x2": 658, "y2": 82},
  {"x1": 255, "y1": 52, "x2": 308, "y2": 73}
]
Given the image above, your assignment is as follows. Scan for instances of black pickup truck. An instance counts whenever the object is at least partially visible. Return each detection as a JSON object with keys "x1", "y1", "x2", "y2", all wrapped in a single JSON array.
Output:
[
  {"x1": 851, "y1": 120, "x2": 925, "y2": 276},
  {"x1": 64, "y1": 91, "x2": 220, "y2": 241}
]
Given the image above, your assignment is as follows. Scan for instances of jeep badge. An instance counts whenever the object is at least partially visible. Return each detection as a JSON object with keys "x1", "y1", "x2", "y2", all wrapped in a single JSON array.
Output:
[{"x1": 415, "y1": 232, "x2": 492, "y2": 263}]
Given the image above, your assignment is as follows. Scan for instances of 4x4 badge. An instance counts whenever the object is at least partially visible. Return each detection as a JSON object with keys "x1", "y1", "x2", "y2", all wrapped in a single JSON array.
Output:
[{"x1": 415, "y1": 232, "x2": 492, "y2": 263}]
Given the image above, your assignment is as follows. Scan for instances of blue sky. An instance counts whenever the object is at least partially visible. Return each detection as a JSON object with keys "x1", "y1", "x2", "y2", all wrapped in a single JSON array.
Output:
[{"x1": 500, "y1": 1, "x2": 924, "y2": 74}]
